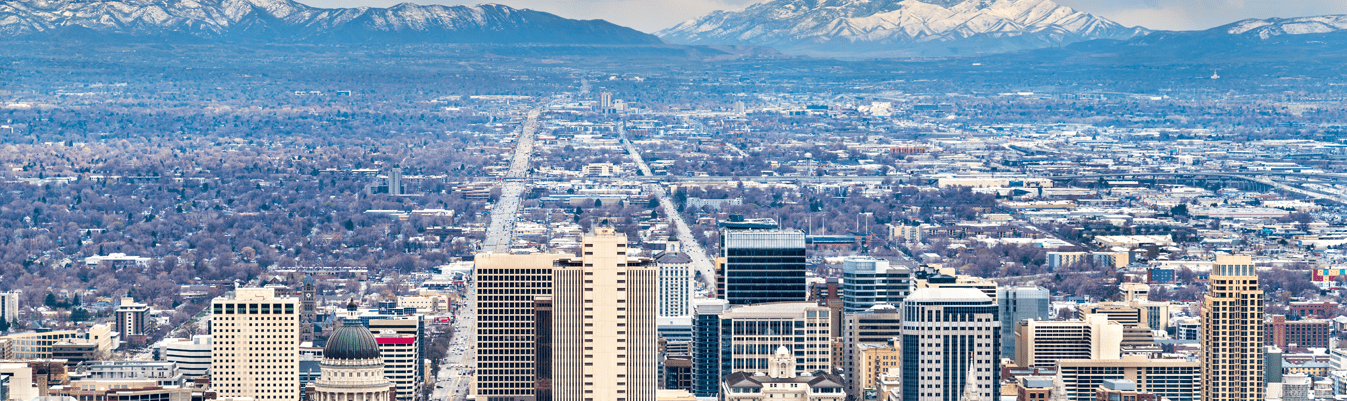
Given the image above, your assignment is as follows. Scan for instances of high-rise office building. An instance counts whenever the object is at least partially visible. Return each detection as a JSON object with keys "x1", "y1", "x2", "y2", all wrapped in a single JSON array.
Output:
[
  {"x1": 0, "y1": 292, "x2": 18, "y2": 324},
  {"x1": 914, "y1": 268, "x2": 998, "y2": 302},
  {"x1": 900, "y1": 288, "x2": 999, "y2": 401},
  {"x1": 367, "y1": 316, "x2": 425, "y2": 401},
  {"x1": 1014, "y1": 315, "x2": 1122, "y2": 368},
  {"x1": 1202, "y1": 255, "x2": 1265, "y2": 401},
  {"x1": 720, "y1": 302, "x2": 833, "y2": 375},
  {"x1": 691, "y1": 298, "x2": 728, "y2": 398},
  {"x1": 718, "y1": 229, "x2": 807, "y2": 305},
  {"x1": 657, "y1": 237, "x2": 693, "y2": 318},
  {"x1": 841, "y1": 257, "x2": 912, "y2": 313},
  {"x1": 115, "y1": 297, "x2": 150, "y2": 348},
  {"x1": 546, "y1": 227, "x2": 658, "y2": 401},
  {"x1": 691, "y1": 301, "x2": 831, "y2": 398},
  {"x1": 599, "y1": 92, "x2": 613, "y2": 111},
  {"x1": 998, "y1": 286, "x2": 1051, "y2": 359},
  {"x1": 210, "y1": 287, "x2": 299, "y2": 401},
  {"x1": 842, "y1": 305, "x2": 903, "y2": 397},
  {"x1": 472, "y1": 252, "x2": 568, "y2": 401}
]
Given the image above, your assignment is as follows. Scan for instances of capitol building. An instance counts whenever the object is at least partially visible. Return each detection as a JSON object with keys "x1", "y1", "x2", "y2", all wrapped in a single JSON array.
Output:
[{"x1": 308, "y1": 301, "x2": 396, "y2": 401}]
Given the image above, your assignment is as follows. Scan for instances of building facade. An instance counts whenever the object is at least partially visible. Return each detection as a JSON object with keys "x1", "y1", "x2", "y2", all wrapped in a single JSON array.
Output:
[
  {"x1": 998, "y1": 286, "x2": 1051, "y2": 359},
  {"x1": 840, "y1": 257, "x2": 911, "y2": 313},
  {"x1": 155, "y1": 335, "x2": 211, "y2": 379},
  {"x1": 841, "y1": 305, "x2": 903, "y2": 397},
  {"x1": 691, "y1": 299, "x2": 728, "y2": 398},
  {"x1": 546, "y1": 227, "x2": 658, "y2": 401},
  {"x1": 472, "y1": 252, "x2": 567, "y2": 401},
  {"x1": 0, "y1": 292, "x2": 18, "y2": 324},
  {"x1": 719, "y1": 347, "x2": 845, "y2": 401},
  {"x1": 1014, "y1": 315, "x2": 1123, "y2": 369},
  {"x1": 656, "y1": 237, "x2": 693, "y2": 318},
  {"x1": 1058, "y1": 356, "x2": 1200, "y2": 401},
  {"x1": 1201, "y1": 255, "x2": 1264, "y2": 401},
  {"x1": 1264, "y1": 315, "x2": 1330, "y2": 349},
  {"x1": 209, "y1": 287, "x2": 299, "y2": 401},
  {"x1": 718, "y1": 230, "x2": 807, "y2": 305},
  {"x1": 899, "y1": 288, "x2": 999, "y2": 401},
  {"x1": 115, "y1": 297, "x2": 150, "y2": 348}
]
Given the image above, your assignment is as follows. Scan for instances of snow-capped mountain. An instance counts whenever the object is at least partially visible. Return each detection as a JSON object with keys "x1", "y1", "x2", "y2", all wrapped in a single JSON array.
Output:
[
  {"x1": 657, "y1": 0, "x2": 1147, "y2": 57},
  {"x1": 0, "y1": 0, "x2": 664, "y2": 44},
  {"x1": 1223, "y1": 15, "x2": 1347, "y2": 39}
]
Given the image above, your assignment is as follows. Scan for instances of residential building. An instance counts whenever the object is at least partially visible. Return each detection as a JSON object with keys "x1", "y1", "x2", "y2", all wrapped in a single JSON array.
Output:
[
  {"x1": 1058, "y1": 356, "x2": 1200, "y2": 401},
  {"x1": 719, "y1": 346, "x2": 845, "y2": 401},
  {"x1": 388, "y1": 167, "x2": 402, "y2": 196},
  {"x1": 472, "y1": 252, "x2": 567, "y2": 401},
  {"x1": 999, "y1": 286, "x2": 1051, "y2": 359},
  {"x1": 545, "y1": 227, "x2": 658, "y2": 401},
  {"x1": 0, "y1": 292, "x2": 18, "y2": 323},
  {"x1": 115, "y1": 297, "x2": 150, "y2": 348},
  {"x1": 900, "y1": 288, "x2": 999, "y2": 401},
  {"x1": 1201, "y1": 255, "x2": 1265, "y2": 401},
  {"x1": 718, "y1": 229, "x2": 807, "y2": 305},
  {"x1": 1014, "y1": 315, "x2": 1123, "y2": 368},
  {"x1": 840, "y1": 257, "x2": 912, "y2": 313},
  {"x1": 209, "y1": 287, "x2": 299, "y2": 401}
]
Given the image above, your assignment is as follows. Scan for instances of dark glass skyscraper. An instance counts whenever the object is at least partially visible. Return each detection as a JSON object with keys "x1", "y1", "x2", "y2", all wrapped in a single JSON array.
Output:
[
  {"x1": 691, "y1": 299, "x2": 727, "y2": 397},
  {"x1": 717, "y1": 229, "x2": 807, "y2": 306}
]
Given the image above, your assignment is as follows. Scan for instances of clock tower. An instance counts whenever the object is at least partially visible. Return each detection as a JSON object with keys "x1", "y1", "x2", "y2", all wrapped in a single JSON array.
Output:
[{"x1": 301, "y1": 275, "x2": 317, "y2": 342}]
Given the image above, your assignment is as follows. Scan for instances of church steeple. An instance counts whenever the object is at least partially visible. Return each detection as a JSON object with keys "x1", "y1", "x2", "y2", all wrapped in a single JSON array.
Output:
[
  {"x1": 960, "y1": 358, "x2": 983, "y2": 401},
  {"x1": 1049, "y1": 374, "x2": 1069, "y2": 401}
]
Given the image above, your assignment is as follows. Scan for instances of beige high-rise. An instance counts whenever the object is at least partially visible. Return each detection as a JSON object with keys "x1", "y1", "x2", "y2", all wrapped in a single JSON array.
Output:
[
  {"x1": 1202, "y1": 255, "x2": 1265, "y2": 401},
  {"x1": 210, "y1": 288, "x2": 300, "y2": 401},
  {"x1": 548, "y1": 227, "x2": 657, "y2": 401}
]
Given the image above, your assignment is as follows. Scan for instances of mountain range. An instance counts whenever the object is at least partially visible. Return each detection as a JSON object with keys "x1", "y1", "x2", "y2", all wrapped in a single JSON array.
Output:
[
  {"x1": 657, "y1": 0, "x2": 1148, "y2": 57},
  {"x1": 4, "y1": 0, "x2": 1347, "y2": 61},
  {"x1": 0, "y1": 0, "x2": 663, "y2": 44}
]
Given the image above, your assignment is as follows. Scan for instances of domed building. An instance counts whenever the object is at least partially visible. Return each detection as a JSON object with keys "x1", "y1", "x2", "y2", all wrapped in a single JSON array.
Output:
[{"x1": 309, "y1": 301, "x2": 395, "y2": 401}]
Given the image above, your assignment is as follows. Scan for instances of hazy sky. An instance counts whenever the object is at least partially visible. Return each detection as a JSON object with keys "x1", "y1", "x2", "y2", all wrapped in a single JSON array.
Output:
[{"x1": 295, "y1": 0, "x2": 1347, "y2": 33}]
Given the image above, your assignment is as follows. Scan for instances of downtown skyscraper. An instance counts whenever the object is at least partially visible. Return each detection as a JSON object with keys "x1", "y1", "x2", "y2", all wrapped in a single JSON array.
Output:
[{"x1": 1201, "y1": 255, "x2": 1265, "y2": 401}]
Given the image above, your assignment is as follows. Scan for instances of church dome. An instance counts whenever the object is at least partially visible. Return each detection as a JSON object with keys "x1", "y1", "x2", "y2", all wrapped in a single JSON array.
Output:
[{"x1": 323, "y1": 301, "x2": 381, "y2": 361}]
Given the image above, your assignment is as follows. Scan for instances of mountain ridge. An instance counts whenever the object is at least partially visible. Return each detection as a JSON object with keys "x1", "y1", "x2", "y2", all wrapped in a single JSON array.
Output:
[
  {"x1": 657, "y1": 0, "x2": 1146, "y2": 57},
  {"x1": 0, "y1": 0, "x2": 665, "y2": 44}
]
